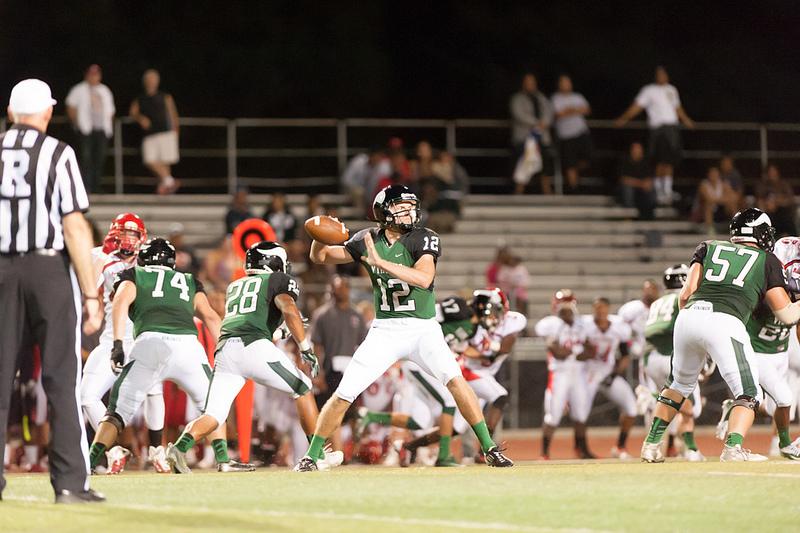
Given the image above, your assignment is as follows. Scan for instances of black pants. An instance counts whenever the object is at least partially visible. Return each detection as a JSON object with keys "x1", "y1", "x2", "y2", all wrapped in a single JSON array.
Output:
[
  {"x1": 78, "y1": 130, "x2": 108, "y2": 193},
  {"x1": 0, "y1": 253, "x2": 88, "y2": 495}
]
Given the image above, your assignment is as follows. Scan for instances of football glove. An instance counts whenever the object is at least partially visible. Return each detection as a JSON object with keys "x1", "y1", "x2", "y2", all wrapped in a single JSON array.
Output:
[
  {"x1": 111, "y1": 340, "x2": 125, "y2": 375},
  {"x1": 300, "y1": 349, "x2": 320, "y2": 379}
]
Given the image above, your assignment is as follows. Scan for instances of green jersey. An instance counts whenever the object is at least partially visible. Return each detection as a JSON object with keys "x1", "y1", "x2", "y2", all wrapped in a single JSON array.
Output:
[
  {"x1": 746, "y1": 304, "x2": 791, "y2": 354},
  {"x1": 686, "y1": 240, "x2": 785, "y2": 323},
  {"x1": 645, "y1": 291, "x2": 680, "y2": 356},
  {"x1": 218, "y1": 272, "x2": 299, "y2": 347},
  {"x1": 345, "y1": 227, "x2": 441, "y2": 319},
  {"x1": 116, "y1": 266, "x2": 202, "y2": 338},
  {"x1": 435, "y1": 296, "x2": 477, "y2": 350}
]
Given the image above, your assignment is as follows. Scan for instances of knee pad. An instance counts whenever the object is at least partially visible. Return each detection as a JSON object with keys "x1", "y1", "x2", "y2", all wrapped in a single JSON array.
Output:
[
  {"x1": 656, "y1": 394, "x2": 684, "y2": 412},
  {"x1": 733, "y1": 395, "x2": 759, "y2": 412},
  {"x1": 492, "y1": 395, "x2": 509, "y2": 411},
  {"x1": 101, "y1": 412, "x2": 125, "y2": 432}
]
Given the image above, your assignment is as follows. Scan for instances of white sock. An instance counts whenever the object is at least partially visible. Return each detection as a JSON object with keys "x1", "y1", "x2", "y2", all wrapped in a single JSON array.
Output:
[
  {"x1": 24, "y1": 445, "x2": 38, "y2": 464},
  {"x1": 4, "y1": 444, "x2": 12, "y2": 465}
]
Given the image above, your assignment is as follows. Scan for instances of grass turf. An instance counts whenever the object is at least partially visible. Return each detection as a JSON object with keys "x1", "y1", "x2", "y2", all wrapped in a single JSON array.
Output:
[{"x1": 2, "y1": 460, "x2": 799, "y2": 532}]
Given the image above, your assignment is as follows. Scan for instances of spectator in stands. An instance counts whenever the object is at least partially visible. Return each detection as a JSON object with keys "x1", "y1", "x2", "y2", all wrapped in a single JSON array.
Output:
[
  {"x1": 201, "y1": 234, "x2": 237, "y2": 291},
  {"x1": 693, "y1": 166, "x2": 740, "y2": 234},
  {"x1": 168, "y1": 223, "x2": 200, "y2": 276},
  {"x1": 411, "y1": 141, "x2": 436, "y2": 181},
  {"x1": 306, "y1": 194, "x2": 325, "y2": 218},
  {"x1": 262, "y1": 192, "x2": 298, "y2": 243},
  {"x1": 719, "y1": 154, "x2": 745, "y2": 204},
  {"x1": 341, "y1": 147, "x2": 390, "y2": 215},
  {"x1": 615, "y1": 66, "x2": 694, "y2": 206},
  {"x1": 433, "y1": 150, "x2": 470, "y2": 199},
  {"x1": 224, "y1": 186, "x2": 253, "y2": 234},
  {"x1": 497, "y1": 254, "x2": 530, "y2": 316},
  {"x1": 756, "y1": 163, "x2": 797, "y2": 237},
  {"x1": 130, "y1": 69, "x2": 180, "y2": 195},
  {"x1": 551, "y1": 74, "x2": 591, "y2": 193},
  {"x1": 510, "y1": 72, "x2": 554, "y2": 194},
  {"x1": 618, "y1": 142, "x2": 656, "y2": 220},
  {"x1": 65, "y1": 64, "x2": 115, "y2": 193},
  {"x1": 486, "y1": 246, "x2": 511, "y2": 288}
]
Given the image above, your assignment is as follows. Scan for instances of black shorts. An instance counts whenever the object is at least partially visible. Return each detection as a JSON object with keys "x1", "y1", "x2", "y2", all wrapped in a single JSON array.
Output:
[
  {"x1": 558, "y1": 133, "x2": 592, "y2": 169},
  {"x1": 648, "y1": 125, "x2": 682, "y2": 167},
  {"x1": 539, "y1": 145, "x2": 555, "y2": 177}
]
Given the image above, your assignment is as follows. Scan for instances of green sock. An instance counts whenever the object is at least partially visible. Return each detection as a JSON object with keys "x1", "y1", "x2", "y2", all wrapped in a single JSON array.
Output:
[
  {"x1": 89, "y1": 442, "x2": 106, "y2": 468},
  {"x1": 725, "y1": 432, "x2": 744, "y2": 447},
  {"x1": 778, "y1": 428, "x2": 792, "y2": 448},
  {"x1": 682, "y1": 431, "x2": 698, "y2": 451},
  {"x1": 405, "y1": 418, "x2": 422, "y2": 430},
  {"x1": 175, "y1": 433, "x2": 196, "y2": 453},
  {"x1": 438, "y1": 435, "x2": 452, "y2": 460},
  {"x1": 212, "y1": 439, "x2": 229, "y2": 463},
  {"x1": 645, "y1": 418, "x2": 669, "y2": 444},
  {"x1": 366, "y1": 412, "x2": 392, "y2": 426},
  {"x1": 307, "y1": 434, "x2": 326, "y2": 462},
  {"x1": 471, "y1": 421, "x2": 495, "y2": 453}
]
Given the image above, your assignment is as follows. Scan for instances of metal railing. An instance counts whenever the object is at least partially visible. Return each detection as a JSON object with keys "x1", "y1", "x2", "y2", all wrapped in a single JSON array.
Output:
[{"x1": 3, "y1": 116, "x2": 800, "y2": 194}]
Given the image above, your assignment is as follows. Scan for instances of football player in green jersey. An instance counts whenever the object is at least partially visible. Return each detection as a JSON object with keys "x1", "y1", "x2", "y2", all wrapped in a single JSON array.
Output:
[
  {"x1": 87, "y1": 239, "x2": 235, "y2": 472},
  {"x1": 642, "y1": 208, "x2": 800, "y2": 462},
  {"x1": 295, "y1": 185, "x2": 512, "y2": 471},
  {"x1": 642, "y1": 264, "x2": 705, "y2": 461},
  {"x1": 166, "y1": 241, "x2": 343, "y2": 473}
]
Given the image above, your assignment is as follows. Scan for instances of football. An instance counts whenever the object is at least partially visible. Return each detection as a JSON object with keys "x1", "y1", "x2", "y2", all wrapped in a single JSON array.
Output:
[{"x1": 304, "y1": 215, "x2": 350, "y2": 245}]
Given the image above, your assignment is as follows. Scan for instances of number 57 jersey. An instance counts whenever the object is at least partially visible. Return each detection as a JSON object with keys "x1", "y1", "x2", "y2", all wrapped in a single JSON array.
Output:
[{"x1": 344, "y1": 227, "x2": 441, "y2": 319}]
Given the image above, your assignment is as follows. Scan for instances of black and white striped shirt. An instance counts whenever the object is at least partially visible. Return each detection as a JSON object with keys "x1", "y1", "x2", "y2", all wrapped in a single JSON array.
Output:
[{"x1": 0, "y1": 124, "x2": 89, "y2": 253}]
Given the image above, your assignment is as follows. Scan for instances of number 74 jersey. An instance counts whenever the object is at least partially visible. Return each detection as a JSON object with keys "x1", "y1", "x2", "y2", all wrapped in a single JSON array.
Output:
[{"x1": 345, "y1": 227, "x2": 441, "y2": 319}]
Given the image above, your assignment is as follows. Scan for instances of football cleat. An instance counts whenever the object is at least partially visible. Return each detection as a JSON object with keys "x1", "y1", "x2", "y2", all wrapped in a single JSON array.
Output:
[
  {"x1": 382, "y1": 441, "x2": 401, "y2": 466},
  {"x1": 293, "y1": 456, "x2": 318, "y2": 472},
  {"x1": 715, "y1": 399, "x2": 734, "y2": 441},
  {"x1": 55, "y1": 488, "x2": 106, "y2": 504},
  {"x1": 105, "y1": 446, "x2": 131, "y2": 475},
  {"x1": 640, "y1": 442, "x2": 665, "y2": 463},
  {"x1": 720, "y1": 444, "x2": 768, "y2": 462},
  {"x1": 217, "y1": 460, "x2": 256, "y2": 472},
  {"x1": 779, "y1": 438, "x2": 800, "y2": 461},
  {"x1": 484, "y1": 446, "x2": 514, "y2": 467},
  {"x1": 684, "y1": 449, "x2": 706, "y2": 462},
  {"x1": 576, "y1": 447, "x2": 597, "y2": 460},
  {"x1": 353, "y1": 407, "x2": 370, "y2": 442},
  {"x1": 148, "y1": 446, "x2": 171, "y2": 473},
  {"x1": 610, "y1": 446, "x2": 632, "y2": 460},
  {"x1": 769, "y1": 436, "x2": 781, "y2": 457},
  {"x1": 166, "y1": 443, "x2": 192, "y2": 474},
  {"x1": 317, "y1": 446, "x2": 344, "y2": 471},
  {"x1": 434, "y1": 455, "x2": 464, "y2": 467}
]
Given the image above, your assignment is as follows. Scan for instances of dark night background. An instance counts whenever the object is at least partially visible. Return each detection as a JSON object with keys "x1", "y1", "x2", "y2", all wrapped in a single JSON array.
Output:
[{"x1": 2, "y1": 1, "x2": 799, "y2": 122}]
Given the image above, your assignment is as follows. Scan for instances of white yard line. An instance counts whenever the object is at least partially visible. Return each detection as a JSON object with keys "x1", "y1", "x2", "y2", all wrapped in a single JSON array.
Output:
[{"x1": 707, "y1": 471, "x2": 800, "y2": 479}]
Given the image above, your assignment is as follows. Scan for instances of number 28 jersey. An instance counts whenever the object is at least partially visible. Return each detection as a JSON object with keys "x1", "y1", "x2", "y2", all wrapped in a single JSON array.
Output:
[
  {"x1": 345, "y1": 227, "x2": 441, "y2": 320},
  {"x1": 218, "y1": 272, "x2": 300, "y2": 346},
  {"x1": 115, "y1": 266, "x2": 203, "y2": 338},
  {"x1": 687, "y1": 240, "x2": 785, "y2": 323}
]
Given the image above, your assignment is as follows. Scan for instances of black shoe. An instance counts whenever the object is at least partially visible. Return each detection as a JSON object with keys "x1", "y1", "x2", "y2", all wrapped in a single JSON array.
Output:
[
  {"x1": 217, "y1": 460, "x2": 256, "y2": 472},
  {"x1": 292, "y1": 456, "x2": 318, "y2": 472},
  {"x1": 55, "y1": 488, "x2": 106, "y2": 504},
  {"x1": 576, "y1": 447, "x2": 597, "y2": 460},
  {"x1": 484, "y1": 446, "x2": 514, "y2": 467}
]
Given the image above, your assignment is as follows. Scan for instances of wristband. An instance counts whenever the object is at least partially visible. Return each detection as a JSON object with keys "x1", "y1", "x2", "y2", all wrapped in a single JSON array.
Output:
[
  {"x1": 113, "y1": 339, "x2": 123, "y2": 350},
  {"x1": 298, "y1": 338, "x2": 312, "y2": 352}
]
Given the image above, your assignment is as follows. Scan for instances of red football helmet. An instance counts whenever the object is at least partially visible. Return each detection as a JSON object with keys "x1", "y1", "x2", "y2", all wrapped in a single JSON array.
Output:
[
  {"x1": 106, "y1": 213, "x2": 147, "y2": 257},
  {"x1": 551, "y1": 288, "x2": 577, "y2": 314}
]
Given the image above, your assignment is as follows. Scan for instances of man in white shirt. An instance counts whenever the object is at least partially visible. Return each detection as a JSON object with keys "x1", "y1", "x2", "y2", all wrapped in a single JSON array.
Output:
[
  {"x1": 66, "y1": 64, "x2": 115, "y2": 193},
  {"x1": 551, "y1": 74, "x2": 591, "y2": 193},
  {"x1": 615, "y1": 66, "x2": 694, "y2": 205}
]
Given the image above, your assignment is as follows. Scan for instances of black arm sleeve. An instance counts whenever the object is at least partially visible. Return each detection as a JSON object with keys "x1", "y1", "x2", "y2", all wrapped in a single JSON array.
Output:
[
  {"x1": 343, "y1": 228, "x2": 370, "y2": 263},
  {"x1": 193, "y1": 276, "x2": 206, "y2": 294},
  {"x1": 112, "y1": 268, "x2": 136, "y2": 292},
  {"x1": 439, "y1": 297, "x2": 473, "y2": 323},
  {"x1": 690, "y1": 241, "x2": 709, "y2": 266},
  {"x1": 618, "y1": 342, "x2": 629, "y2": 357},
  {"x1": 268, "y1": 272, "x2": 300, "y2": 302},
  {"x1": 405, "y1": 228, "x2": 442, "y2": 263},
  {"x1": 765, "y1": 253, "x2": 787, "y2": 291}
]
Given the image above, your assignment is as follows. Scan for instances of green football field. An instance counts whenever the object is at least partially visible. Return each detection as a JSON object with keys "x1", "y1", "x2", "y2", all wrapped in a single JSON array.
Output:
[{"x1": 2, "y1": 461, "x2": 798, "y2": 532}]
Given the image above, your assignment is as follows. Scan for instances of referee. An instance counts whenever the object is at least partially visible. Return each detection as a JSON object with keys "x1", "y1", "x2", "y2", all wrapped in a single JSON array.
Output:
[{"x1": 0, "y1": 79, "x2": 105, "y2": 504}]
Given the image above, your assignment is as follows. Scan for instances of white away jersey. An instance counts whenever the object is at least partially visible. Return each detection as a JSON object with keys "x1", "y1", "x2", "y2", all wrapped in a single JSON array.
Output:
[
  {"x1": 581, "y1": 314, "x2": 632, "y2": 376},
  {"x1": 534, "y1": 315, "x2": 588, "y2": 370},
  {"x1": 617, "y1": 299, "x2": 649, "y2": 358},
  {"x1": 773, "y1": 236, "x2": 800, "y2": 278},
  {"x1": 92, "y1": 246, "x2": 135, "y2": 345},
  {"x1": 464, "y1": 311, "x2": 527, "y2": 377}
]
